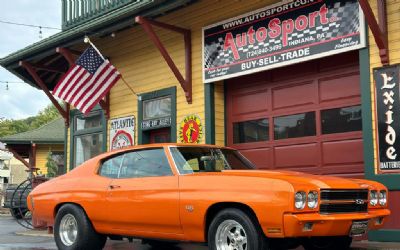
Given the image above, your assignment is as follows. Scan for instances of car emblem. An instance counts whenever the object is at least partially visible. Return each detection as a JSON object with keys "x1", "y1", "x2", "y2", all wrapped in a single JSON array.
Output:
[
  {"x1": 355, "y1": 199, "x2": 365, "y2": 205},
  {"x1": 185, "y1": 205, "x2": 194, "y2": 213}
]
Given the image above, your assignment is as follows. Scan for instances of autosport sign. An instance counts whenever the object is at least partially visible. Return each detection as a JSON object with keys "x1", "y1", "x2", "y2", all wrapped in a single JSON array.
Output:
[
  {"x1": 375, "y1": 65, "x2": 400, "y2": 171},
  {"x1": 203, "y1": 0, "x2": 366, "y2": 83}
]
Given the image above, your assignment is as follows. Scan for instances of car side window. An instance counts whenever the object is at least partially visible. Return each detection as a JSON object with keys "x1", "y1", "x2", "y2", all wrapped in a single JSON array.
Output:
[
  {"x1": 99, "y1": 154, "x2": 123, "y2": 178},
  {"x1": 118, "y1": 148, "x2": 173, "y2": 178}
]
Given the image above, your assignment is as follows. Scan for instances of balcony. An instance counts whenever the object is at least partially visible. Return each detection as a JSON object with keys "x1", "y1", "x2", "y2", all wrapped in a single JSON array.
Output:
[{"x1": 62, "y1": 0, "x2": 148, "y2": 30}]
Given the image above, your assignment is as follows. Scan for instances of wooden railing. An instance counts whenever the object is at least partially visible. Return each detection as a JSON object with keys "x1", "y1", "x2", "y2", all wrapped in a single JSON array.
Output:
[{"x1": 61, "y1": 0, "x2": 139, "y2": 30}]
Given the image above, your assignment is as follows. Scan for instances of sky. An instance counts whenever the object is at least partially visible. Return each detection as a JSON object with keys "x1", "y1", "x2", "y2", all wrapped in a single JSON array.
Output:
[{"x1": 0, "y1": 1, "x2": 61, "y2": 120}]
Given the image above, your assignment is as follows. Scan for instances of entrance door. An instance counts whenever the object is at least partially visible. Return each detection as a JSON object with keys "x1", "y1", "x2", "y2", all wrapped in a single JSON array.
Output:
[
  {"x1": 149, "y1": 128, "x2": 171, "y2": 143},
  {"x1": 226, "y1": 52, "x2": 364, "y2": 178}
]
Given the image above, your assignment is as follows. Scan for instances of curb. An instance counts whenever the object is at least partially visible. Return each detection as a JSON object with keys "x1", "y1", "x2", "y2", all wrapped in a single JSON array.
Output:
[{"x1": 15, "y1": 230, "x2": 53, "y2": 238}]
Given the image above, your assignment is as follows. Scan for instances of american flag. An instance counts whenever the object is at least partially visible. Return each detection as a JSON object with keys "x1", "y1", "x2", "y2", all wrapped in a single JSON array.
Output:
[{"x1": 53, "y1": 46, "x2": 121, "y2": 115}]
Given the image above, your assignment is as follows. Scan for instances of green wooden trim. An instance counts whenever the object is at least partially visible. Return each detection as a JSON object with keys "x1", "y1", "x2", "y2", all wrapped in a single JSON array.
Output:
[
  {"x1": 368, "y1": 230, "x2": 400, "y2": 242},
  {"x1": 137, "y1": 87, "x2": 177, "y2": 144},
  {"x1": 360, "y1": 46, "x2": 375, "y2": 179},
  {"x1": 205, "y1": 83, "x2": 215, "y2": 144},
  {"x1": 69, "y1": 106, "x2": 107, "y2": 170},
  {"x1": 63, "y1": 124, "x2": 68, "y2": 174},
  {"x1": 224, "y1": 81, "x2": 228, "y2": 146}
]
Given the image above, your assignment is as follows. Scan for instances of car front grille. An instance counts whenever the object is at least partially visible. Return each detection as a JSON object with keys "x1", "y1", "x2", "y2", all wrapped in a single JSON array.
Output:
[{"x1": 319, "y1": 189, "x2": 369, "y2": 214}]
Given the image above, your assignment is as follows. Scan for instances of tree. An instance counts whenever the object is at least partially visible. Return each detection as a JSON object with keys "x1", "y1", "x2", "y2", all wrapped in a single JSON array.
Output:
[
  {"x1": 45, "y1": 151, "x2": 58, "y2": 178},
  {"x1": 0, "y1": 104, "x2": 61, "y2": 138}
]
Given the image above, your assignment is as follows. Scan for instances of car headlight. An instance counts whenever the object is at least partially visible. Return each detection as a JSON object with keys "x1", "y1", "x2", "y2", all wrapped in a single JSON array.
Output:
[
  {"x1": 295, "y1": 191, "x2": 306, "y2": 210},
  {"x1": 370, "y1": 190, "x2": 378, "y2": 206},
  {"x1": 307, "y1": 191, "x2": 318, "y2": 209},
  {"x1": 379, "y1": 190, "x2": 387, "y2": 206}
]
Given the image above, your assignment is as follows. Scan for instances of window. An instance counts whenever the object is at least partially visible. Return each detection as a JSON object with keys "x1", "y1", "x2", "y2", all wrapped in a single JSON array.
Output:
[
  {"x1": 143, "y1": 97, "x2": 172, "y2": 120},
  {"x1": 274, "y1": 112, "x2": 316, "y2": 140},
  {"x1": 170, "y1": 147, "x2": 254, "y2": 174},
  {"x1": 100, "y1": 148, "x2": 172, "y2": 179},
  {"x1": 321, "y1": 105, "x2": 362, "y2": 134},
  {"x1": 99, "y1": 154, "x2": 123, "y2": 178},
  {"x1": 71, "y1": 108, "x2": 106, "y2": 169},
  {"x1": 233, "y1": 118, "x2": 269, "y2": 144},
  {"x1": 51, "y1": 152, "x2": 65, "y2": 175}
]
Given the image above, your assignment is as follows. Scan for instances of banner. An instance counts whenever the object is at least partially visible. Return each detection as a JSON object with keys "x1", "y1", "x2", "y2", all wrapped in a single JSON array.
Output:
[
  {"x1": 375, "y1": 65, "x2": 400, "y2": 171},
  {"x1": 109, "y1": 116, "x2": 135, "y2": 150},
  {"x1": 203, "y1": 0, "x2": 366, "y2": 83}
]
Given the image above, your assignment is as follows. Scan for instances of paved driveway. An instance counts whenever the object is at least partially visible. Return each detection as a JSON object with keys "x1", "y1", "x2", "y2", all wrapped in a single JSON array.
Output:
[{"x1": 1, "y1": 215, "x2": 400, "y2": 250}]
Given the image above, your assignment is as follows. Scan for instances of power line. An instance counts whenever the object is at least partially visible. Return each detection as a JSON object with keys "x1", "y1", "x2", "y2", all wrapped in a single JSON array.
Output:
[
  {"x1": 0, "y1": 81, "x2": 26, "y2": 91},
  {"x1": 0, "y1": 81, "x2": 25, "y2": 84},
  {"x1": 0, "y1": 19, "x2": 61, "y2": 30}
]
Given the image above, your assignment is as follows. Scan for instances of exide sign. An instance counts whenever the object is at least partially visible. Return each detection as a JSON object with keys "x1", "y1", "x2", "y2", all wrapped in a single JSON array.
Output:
[
  {"x1": 203, "y1": 0, "x2": 366, "y2": 83},
  {"x1": 375, "y1": 65, "x2": 400, "y2": 171}
]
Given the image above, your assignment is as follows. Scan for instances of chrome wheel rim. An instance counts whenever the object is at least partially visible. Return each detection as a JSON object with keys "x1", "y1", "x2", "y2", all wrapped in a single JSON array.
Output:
[
  {"x1": 59, "y1": 214, "x2": 78, "y2": 246},
  {"x1": 215, "y1": 219, "x2": 248, "y2": 250}
]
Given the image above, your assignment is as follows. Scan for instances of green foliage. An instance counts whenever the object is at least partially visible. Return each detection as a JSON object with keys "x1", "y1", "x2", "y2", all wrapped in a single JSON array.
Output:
[
  {"x1": 0, "y1": 104, "x2": 61, "y2": 138},
  {"x1": 45, "y1": 151, "x2": 58, "y2": 178}
]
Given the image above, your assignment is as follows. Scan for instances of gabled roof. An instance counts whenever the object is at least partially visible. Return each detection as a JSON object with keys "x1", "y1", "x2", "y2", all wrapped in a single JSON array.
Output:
[{"x1": 0, "y1": 118, "x2": 65, "y2": 145}]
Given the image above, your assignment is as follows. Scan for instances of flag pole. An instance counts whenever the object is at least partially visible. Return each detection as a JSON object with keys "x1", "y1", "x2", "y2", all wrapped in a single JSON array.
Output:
[{"x1": 84, "y1": 36, "x2": 138, "y2": 97}]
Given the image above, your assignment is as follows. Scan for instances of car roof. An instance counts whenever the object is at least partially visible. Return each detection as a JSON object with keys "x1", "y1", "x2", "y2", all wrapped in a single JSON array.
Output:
[{"x1": 99, "y1": 143, "x2": 235, "y2": 159}]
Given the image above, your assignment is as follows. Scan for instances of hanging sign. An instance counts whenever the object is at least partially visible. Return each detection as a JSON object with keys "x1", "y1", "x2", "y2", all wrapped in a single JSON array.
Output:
[
  {"x1": 109, "y1": 116, "x2": 135, "y2": 150},
  {"x1": 179, "y1": 115, "x2": 203, "y2": 143},
  {"x1": 203, "y1": 0, "x2": 366, "y2": 83},
  {"x1": 375, "y1": 65, "x2": 400, "y2": 171}
]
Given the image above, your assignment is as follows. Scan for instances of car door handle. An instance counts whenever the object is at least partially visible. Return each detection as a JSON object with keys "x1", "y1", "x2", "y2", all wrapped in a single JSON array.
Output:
[{"x1": 109, "y1": 185, "x2": 121, "y2": 189}]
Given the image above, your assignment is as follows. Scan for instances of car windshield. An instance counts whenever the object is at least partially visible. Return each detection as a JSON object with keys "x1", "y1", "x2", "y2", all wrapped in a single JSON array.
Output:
[{"x1": 170, "y1": 147, "x2": 255, "y2": 174}]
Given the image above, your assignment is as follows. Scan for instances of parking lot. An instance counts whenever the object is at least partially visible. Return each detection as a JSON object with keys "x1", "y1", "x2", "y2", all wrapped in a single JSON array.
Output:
[{"x1": 1, "y1": 214, "x2": 400, "y2": 250}]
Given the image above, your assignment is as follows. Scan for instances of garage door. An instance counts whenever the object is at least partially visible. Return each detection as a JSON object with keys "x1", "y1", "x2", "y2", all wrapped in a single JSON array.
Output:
[{"x1": 226, "y1": 51, "x2": 364, "y2": 178}]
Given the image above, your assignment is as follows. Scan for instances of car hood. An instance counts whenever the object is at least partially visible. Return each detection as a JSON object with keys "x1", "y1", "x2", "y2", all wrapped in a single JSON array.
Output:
[{"x1": 220, "y1": 170, "x2": 373, "y2": 190}]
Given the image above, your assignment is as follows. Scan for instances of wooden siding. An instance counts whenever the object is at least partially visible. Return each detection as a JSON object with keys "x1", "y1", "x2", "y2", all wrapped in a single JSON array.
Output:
[
  {"x1": 368, "y1": 0, "x2": 400, "y2": 173},
  {"x1": 35, "y1": 144, "x2": 64, "y2": 175},
  {"x1": 90, "y1": 0, "x2": 280, "y2": 150}
]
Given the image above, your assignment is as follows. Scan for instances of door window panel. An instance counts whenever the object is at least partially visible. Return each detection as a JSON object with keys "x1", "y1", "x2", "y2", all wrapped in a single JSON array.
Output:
[
  {"x1": 274, "y1": 112, "x2": 316, "y2": 140},
  {"x1": 321, "y1": 105, "x2": 362, "y2": 134},
  {"x1": 74, "y1": 133, "x2": 103, "y2": 166},
  {"x1": 233, "y1": 118, "x2": 269, "y2": 144}
]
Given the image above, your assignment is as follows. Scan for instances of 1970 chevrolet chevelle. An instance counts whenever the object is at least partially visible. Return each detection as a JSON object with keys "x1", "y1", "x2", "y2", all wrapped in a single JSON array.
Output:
[{"x1": 27, "y1": 144, "x2": 390, "y2": 250}]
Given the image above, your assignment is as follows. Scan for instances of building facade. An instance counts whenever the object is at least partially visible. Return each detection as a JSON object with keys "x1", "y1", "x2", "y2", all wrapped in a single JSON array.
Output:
[{"x1": 0, "y1": 0, "x2": 399, "y2": 241}]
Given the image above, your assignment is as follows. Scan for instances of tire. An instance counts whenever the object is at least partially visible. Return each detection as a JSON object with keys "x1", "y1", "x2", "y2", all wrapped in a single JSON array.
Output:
[
  {"x1": 54, "y1": 204, "x2": 107, "y2": 250},
  {"x1": 302, "y1": 236, "x2": 352, "y2": 250},
  {"x1": 208, "y1": 208, "x2": 268, "y2": 250}
]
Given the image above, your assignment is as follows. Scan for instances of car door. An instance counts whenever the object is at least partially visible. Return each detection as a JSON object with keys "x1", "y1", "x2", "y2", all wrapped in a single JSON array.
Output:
[{"x1": 106, "y1": 147, "x2": 182, "y2": 235}]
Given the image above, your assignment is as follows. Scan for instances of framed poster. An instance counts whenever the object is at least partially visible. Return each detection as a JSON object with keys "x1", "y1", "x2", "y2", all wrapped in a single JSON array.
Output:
[
  {"x1": 374, "y1": 64, "x2": 400, "y2": 172},
  {"x1": 109, "y1": 116, "x2": 135, "y2": 150}
]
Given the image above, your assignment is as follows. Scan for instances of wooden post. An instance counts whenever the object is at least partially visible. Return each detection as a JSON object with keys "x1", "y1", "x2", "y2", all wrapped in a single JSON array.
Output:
[
  {"x1": 135, "y1": 16, "x2": 192, "y2": 103},
  {"x1": 358, "y1": 0, "x2": 389, "y2": 65},
  {"x1": 19, "y1": 61, "x2": 68, "y2": 122}
]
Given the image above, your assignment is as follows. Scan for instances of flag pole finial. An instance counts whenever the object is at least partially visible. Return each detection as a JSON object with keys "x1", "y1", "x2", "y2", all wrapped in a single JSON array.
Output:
[{"x1": 83, "y1": 36, "x2": 106, "y2": 61}]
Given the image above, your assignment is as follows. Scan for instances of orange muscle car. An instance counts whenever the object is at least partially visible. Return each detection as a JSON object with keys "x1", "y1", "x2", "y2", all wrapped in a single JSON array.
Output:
[{"x1": 27, "y1": 144, "x2": 390, "y2": 250}]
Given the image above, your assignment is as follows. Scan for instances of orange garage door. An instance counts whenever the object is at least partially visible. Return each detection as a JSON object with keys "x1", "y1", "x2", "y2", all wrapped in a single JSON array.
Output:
[{"x1": 226, "y1": 51, "x2": 364, "y2": 178}]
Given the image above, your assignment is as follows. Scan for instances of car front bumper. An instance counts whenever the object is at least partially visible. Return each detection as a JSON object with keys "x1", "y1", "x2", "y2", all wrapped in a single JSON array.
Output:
[{"x1": 282, "y1": 209, "x2": 390, "y2": 237}]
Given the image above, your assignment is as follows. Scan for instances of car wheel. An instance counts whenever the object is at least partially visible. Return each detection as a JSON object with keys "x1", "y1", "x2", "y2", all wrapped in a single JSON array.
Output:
[
  {"x1": 54, "y1": 204, "x2": 107, "y2": 250},
  {"x1": 302, "y1": 236, "x2": 352, "y2": 250},
  {"x1": 208, "y1": 208, "x2": 268, "y2": 250}
]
